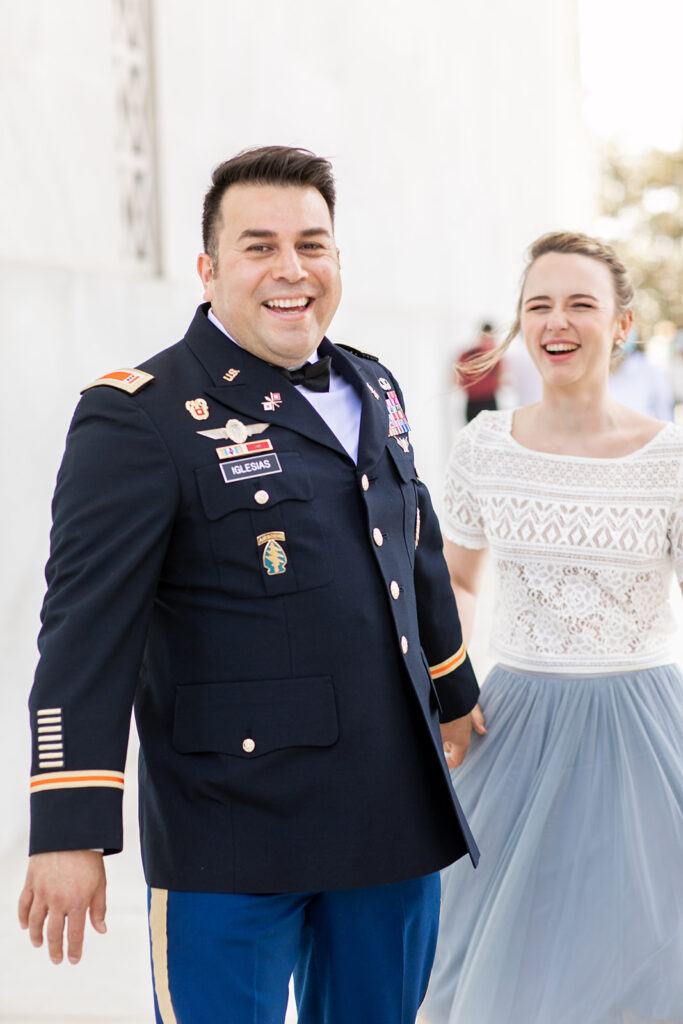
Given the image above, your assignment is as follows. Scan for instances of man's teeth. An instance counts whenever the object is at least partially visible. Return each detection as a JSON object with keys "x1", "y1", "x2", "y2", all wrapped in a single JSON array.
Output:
[
  {"x1": 265, "y1": 298, "x2": 309, "y2": 309},
  {"x1": 545, "y1": 343, "x2": 578, "y2": 353}
]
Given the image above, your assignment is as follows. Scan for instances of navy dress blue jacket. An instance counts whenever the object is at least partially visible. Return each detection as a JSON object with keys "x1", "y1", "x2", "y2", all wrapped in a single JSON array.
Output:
[{"x1": 28, "y1": 305, "x2": 479, "y2": 893}]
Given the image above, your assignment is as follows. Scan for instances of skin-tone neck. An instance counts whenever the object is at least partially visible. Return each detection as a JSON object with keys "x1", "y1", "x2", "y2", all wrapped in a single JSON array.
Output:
[{"x1": 517, "y1": 388, "x2": 651, "y2": 458}]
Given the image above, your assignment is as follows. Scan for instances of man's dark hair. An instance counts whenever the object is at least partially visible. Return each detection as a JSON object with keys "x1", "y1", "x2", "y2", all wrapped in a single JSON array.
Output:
[{"x1": 202, "y1": 146, "x2": 336, "y2": 263}]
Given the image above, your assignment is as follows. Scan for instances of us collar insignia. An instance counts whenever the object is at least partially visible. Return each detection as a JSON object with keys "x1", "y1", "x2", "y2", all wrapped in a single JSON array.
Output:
[
  {"x1": 223, "y1": 368, "x2": 240, "y2": 382},
  {"x1": 197, "y1": 418, "x2": 269, "y2": 444},
  {"x1": 185, "y1": 398, "x2": 210, "y2": 420},
  {"x1": 262, "y1": 392, "x2": 282, "y2": 411}
]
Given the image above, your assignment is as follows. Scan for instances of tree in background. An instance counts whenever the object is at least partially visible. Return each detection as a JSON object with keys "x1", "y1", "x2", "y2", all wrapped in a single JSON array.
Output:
[{"x1": 598, "y1": 145, "x2": 683, "y2": 337}]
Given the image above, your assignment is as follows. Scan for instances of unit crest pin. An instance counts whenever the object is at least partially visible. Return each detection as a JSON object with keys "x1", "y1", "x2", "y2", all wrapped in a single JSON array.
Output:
[{"x1": 185, "y1": 398, "x2": 210, "y2": 421}]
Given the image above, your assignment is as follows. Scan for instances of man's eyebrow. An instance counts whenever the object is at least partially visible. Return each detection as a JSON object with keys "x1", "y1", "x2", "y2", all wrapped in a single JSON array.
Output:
[
  {"x1": 237, "y1": 229, "x2": 277, "y2": 240},
  {"x1": 237, "y1": 227, "x2": 332, "y2": 241}
]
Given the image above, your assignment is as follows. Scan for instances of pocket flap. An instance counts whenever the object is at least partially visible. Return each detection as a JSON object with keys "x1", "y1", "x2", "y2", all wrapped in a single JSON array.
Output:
[
  {"x1": 195, "y1": 451, "x2": 313, "y2": 520},
  {"x1": 386, "y1": 439, "x2": 417, "y2": 482},
  {"x1": 173, "y1": 676, "x2": 338, "y2": 757}
]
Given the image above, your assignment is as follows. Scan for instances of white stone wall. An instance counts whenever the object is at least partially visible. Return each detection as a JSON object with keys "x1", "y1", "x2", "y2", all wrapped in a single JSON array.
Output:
[{"x1": 0, "y1": 1, "x2": 591, "y2": 1017}]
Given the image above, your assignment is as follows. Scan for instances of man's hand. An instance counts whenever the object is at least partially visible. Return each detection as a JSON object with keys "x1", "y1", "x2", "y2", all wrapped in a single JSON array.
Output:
[
  {"x1": 440, "y1": 704, "x2": 487, "y2": 769},
  {"x1": 18, "y1": 850, "x2": 107, "y2": 965}
]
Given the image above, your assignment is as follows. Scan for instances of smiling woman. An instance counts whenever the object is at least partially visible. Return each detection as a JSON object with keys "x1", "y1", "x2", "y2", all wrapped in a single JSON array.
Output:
[{"x1": 420, "y1": 231, "x2": 683, "y2": 1024}]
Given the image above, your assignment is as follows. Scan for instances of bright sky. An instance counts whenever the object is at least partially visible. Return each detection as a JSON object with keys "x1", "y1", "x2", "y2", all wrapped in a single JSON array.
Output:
[{"x1": 579, "y1": 0, "x2": 683, "y2": 152}]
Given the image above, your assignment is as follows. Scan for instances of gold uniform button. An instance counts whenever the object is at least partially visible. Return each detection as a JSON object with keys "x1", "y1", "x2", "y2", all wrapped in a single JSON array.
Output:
[
  {"x1": 400, "y1": 635, "x2": 409, "y2": 654},
  {"x1": 372, "y1": 527, "x2": 384, "y2": 547},
  {"x1": 390, "y1": 580, "x2": 400, "y2": 600},
  {"x1": 254, "y1": 490, "x2": 269, "y2": 505},
  {"x1": 242, "y1": 738, "x2": 256, "y2": 753},
  {"x1": 361, "y1": 474, "x2": 370, "y2": 491}
]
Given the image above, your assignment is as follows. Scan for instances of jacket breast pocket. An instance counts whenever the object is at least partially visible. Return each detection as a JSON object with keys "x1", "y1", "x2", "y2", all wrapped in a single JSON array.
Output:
[
  {"x1": 172, "y1": 676, "x2": 339, "y2": 758},
  {"x1": 195, "y1": 452, "x2": 332, "y2": 597}
]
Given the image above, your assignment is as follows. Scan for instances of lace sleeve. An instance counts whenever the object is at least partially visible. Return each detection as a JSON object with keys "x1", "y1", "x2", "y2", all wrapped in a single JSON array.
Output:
[
  {"x1": 668, "y1": 448, "x2": 683, "y2": 582},
  {"x1": 442, "y1": 420, "x2": 488, "y2": 549}
]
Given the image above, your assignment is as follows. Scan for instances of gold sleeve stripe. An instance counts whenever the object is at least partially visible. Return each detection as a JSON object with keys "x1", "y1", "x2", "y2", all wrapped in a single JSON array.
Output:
[
  {"x1": 149, "y1": 889, "x2": 179, "y2": 1024},
  {"x1": 430, "y1": 644, "x2": 467, "y2": 679},
  {"x1": 30, "y1": 770, "x2": 125, "y2": 793}
]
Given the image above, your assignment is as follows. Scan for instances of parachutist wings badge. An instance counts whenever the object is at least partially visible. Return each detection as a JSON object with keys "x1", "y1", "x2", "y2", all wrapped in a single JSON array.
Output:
[{"x1": 197, "y1": 418, "x2": 269, "y2": 444}]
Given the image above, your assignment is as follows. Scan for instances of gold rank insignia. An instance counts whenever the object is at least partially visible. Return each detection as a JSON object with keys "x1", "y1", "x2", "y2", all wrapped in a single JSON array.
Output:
[
  {"x1": 81, "y1": 369, "x2": 154, "y2": 394},
  {"x1": 185, "y1": 398, "x2": 210, "y2": 420},
  {"x1": 257, "y1": 531, "x2": 288, "y2": 575}
]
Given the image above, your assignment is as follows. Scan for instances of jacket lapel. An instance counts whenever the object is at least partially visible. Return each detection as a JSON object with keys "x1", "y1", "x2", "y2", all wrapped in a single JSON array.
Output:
[
  {"x1": 184, "y1": 305, "x2": 349, "y2": 458},
  {"x1": 323, "y1": 339, "x2": 390, "y2": 472}
]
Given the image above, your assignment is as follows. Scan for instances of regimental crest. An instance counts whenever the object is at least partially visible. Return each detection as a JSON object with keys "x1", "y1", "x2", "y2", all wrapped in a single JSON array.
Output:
[
  {"x1": 257, "y1": 531, "x2": 288, "y2": 575},
  {"x1": 385, "y1": 389, "x2": 410, "y2": 437},
  {"x1": 185, "y1": 398, "x2": 210, "y2": 420}
]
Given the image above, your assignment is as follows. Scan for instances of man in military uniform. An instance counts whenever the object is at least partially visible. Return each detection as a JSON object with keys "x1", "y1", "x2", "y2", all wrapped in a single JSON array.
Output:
[{"x1": 19, "y1": 146, "x2": 480, "y2": 1024}]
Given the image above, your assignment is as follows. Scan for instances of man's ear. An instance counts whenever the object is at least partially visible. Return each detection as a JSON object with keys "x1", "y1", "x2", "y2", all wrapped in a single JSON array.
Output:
[{"x1": 197, "y1": 253, "x2": 214, "y2": 300}]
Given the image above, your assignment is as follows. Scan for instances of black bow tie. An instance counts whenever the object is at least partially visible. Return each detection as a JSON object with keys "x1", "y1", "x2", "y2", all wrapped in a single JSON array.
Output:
[{"x1": 277, "y1": 355, "x2": 331, "y2": 393}]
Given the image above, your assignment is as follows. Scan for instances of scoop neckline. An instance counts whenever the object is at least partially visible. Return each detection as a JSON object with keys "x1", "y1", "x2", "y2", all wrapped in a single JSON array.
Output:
[{"x1": 503, "y1": 408, "x2": 673, "y2": 462}]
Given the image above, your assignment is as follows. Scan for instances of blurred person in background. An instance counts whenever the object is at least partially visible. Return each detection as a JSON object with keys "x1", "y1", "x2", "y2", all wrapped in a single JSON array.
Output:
[
  {"x1": 421, "y1": 232, "x2": 683, "y2": 1024},
  {"x1": 455, "y1": 322, "x2": 504, "y2": 421},
  {"x1": 668, "y1": 329, "x2": 683, "y2": 422},
  {"x1": 609, "y1": 331, "x2": 674, "y2": 419}
]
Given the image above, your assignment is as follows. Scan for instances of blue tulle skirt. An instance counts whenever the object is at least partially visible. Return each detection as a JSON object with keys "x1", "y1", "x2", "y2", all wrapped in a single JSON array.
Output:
[{"x1": 420, "y1": 663, "x2": 683, "y2": 1024}]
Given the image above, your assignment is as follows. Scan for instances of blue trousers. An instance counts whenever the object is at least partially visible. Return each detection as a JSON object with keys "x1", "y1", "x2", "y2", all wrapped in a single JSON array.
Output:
[{"x1": 147, "y1": 873, "x2": 440, "y2": 1024}]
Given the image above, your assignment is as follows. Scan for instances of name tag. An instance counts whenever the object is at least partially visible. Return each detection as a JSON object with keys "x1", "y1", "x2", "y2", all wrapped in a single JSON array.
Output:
[{"x1": 219, "y1": 454, "x2": 282, "y2": 484}]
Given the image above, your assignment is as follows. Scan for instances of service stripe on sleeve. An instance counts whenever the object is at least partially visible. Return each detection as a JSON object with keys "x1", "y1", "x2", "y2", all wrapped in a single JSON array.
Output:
[
  {"x1": 429, "y1": 644, "x2": 467, "y2": 679},
  {"x1": 30, "y1": 770, "x2": 125, "y2": 793}
]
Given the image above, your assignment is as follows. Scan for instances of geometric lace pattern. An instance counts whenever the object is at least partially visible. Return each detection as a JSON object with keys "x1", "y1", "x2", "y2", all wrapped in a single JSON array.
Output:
[{"x1": 443, "y1": 410, "x2": 683, "y2": 673}]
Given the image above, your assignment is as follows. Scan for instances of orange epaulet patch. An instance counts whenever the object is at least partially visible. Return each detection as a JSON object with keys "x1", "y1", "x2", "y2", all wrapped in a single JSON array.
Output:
[{"x1": 81, "y1": 369, "x2": 154, "y2": 395}]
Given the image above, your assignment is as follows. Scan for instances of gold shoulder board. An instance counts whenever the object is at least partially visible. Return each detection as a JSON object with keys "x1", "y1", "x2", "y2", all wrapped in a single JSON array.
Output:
[{"x1": 81, "y1": 369, "x2": 155, "y2": 395}]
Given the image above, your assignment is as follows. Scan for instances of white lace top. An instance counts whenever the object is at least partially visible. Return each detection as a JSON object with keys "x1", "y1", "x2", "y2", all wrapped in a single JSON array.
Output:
[{"x1": 443, "y1": 410, "x2": 683, "y2": 674}]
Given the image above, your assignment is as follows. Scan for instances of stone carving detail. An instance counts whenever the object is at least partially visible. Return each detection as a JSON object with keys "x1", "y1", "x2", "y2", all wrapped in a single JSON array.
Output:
[{"x1": 112, "y1": 0, "x2": 160, "y2": 270}]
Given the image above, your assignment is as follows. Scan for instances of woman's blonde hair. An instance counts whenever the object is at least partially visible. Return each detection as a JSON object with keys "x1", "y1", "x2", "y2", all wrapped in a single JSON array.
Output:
[{"x1": 458, "y1": 231, "x2": 635, "y2": 382}]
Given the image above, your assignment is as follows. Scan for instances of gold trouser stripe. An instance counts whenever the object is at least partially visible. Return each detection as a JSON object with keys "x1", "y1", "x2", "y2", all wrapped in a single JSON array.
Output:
[
  {"x1": 429, "y1": 644, "x2": 467, "y2": 679},
  {"x1": 149, "y1": 888, "x2": 178, "y2": 1024}
]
